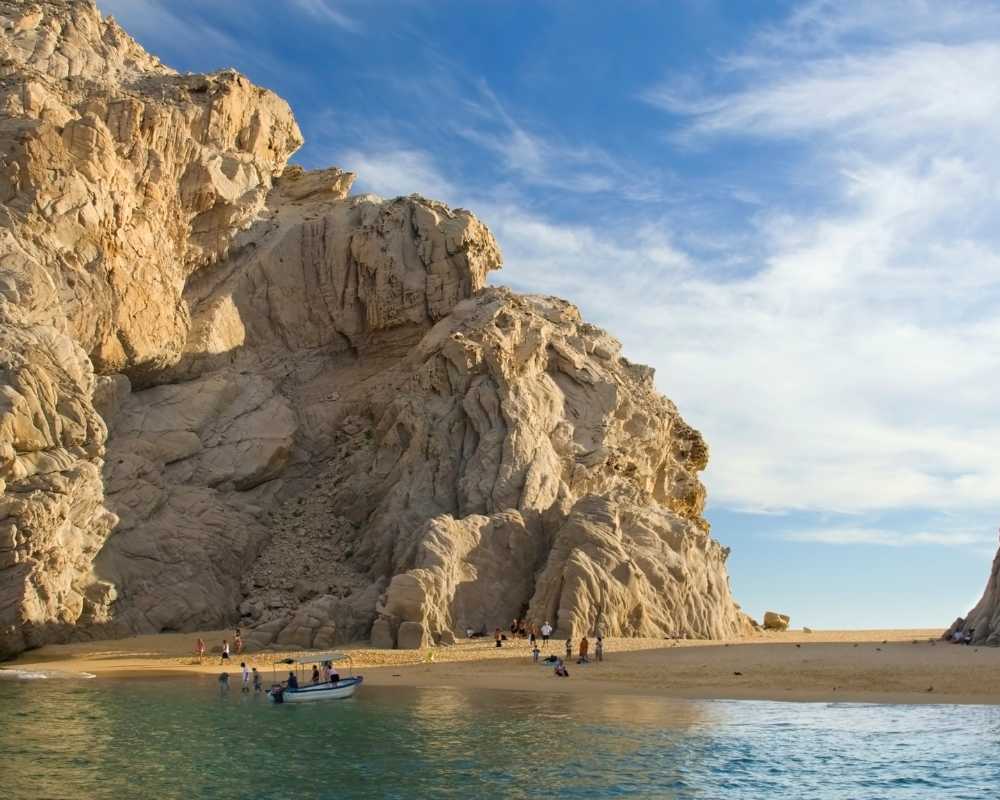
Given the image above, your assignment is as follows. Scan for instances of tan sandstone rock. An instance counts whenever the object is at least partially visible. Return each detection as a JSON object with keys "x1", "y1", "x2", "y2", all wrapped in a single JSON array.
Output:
[
  {"x1": 0, "y1": 0, "x2": 752, "y2": 658},
  {"x1": 948, "y1": 548, "x2": 1000, "y2": 645},
  {"x1": 763, "y1": 611, "x2": 790, "y2": 631}
]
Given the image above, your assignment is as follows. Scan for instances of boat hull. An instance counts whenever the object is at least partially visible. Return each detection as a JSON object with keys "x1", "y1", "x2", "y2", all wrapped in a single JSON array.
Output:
[{"x1": 269, "y1": 676, "x2": 363, "y2": 703}]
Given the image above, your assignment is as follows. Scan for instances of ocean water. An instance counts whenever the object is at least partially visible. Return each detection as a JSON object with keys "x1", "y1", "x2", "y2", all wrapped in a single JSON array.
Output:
[{"x1": 1, "y1": 671, "x2": 997, "y2": 799}]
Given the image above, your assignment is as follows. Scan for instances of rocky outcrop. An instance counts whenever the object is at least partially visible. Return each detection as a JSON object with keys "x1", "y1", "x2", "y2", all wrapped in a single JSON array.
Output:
[
  {"x1": 0, "y1": 1, "x2": 751, "y2": 658},
  {"x1": 947, "y1": 548, "x2": 1000, "y2": 646},
  {"x1": 763, "y1": 611, "x2": 790, "y2": 631}
]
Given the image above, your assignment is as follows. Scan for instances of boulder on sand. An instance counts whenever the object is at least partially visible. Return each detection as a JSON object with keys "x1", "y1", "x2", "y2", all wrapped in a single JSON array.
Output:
[{"x1": 763, "y1": 611, "x2": 790, "y2": 631}]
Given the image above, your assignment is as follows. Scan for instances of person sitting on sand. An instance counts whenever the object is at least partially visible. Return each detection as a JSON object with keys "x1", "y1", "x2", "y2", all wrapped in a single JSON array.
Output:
[
  {"x1": 221, "y1": 639, "x2": 230, "y2": 664},
  {"x1": 951, "y1": 629, "x2": 964, "y2": 644},
  {"x1": 311, "y1": 665, "x2": 320, "y2": 684},
  {"x1": 964, "y1": 628, "x2": 974, "y2": 645},
  {"x1": 286, "y1": 671, "x2": 299, "y2": 690},
  {"x1": 595, "y1": 636, "x2": 604, "y2": 662},
  {"x1": 554, "y1": 659, "x2": 569, "y2": 677},
  {"x1": 495, "y1": 627, "x2": 503, "y2": 648},
  {"x1": 578, "y1": 636, "x2": 590, "y2": 664}
]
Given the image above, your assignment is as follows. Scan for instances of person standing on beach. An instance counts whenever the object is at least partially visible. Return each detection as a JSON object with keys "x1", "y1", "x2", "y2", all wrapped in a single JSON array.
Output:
[
  {"x1": 578, "y1": 636, "x2": 590, "y2": 664},
  {"x1": 495, "y1": 627, "x2": 503, "y2": 648},
  {"x1": 510, "y1": 619, "x2": 519, "y2": 640},
  {"x1": 195, "y1": 637, "x2": 206, "y2": 662},
  {"x1": 234, "y1": 629, "x2": 243, "y2": 655},
  {"x1": 221, "y1": 639, "x2": 230, "y2": 664},
  {"x1": 541, "y1": 621, "x2": 553, "y2": 648},
  {"x1": 565, "y1": 636, "x2": 572, "y2": 659},
  {"x1": 240, "y1": 662, "x2": 250, "y2": 693},
  {"x1": 595, "y1": 636, "x2": 604, "y2": 662},
  {"x1": 532, "y1": 644, "x2": 541, "y2": 663}
]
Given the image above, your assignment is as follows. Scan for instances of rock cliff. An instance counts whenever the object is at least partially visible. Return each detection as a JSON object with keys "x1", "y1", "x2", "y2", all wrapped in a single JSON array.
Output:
[
  {"x1": 0, "y1": 0, "x2": 751, "y2": 658},
  {"x1": 947, "y1": 547, "x2": 1000, "y2": 646}
]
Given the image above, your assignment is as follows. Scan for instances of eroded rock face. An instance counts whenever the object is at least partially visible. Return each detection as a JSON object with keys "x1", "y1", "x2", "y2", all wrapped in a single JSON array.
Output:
[
  {"x1": 948, "y1": 549, "x2": 1000, "y2": 645},
  {"x1": 1, "y1": 0, "x2": 750, "y2": 658}
]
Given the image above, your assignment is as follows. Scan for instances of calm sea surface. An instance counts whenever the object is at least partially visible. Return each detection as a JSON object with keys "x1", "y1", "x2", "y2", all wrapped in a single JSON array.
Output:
[{"x1": 0, "y1": 670, "x2": 996, "y2": 799}]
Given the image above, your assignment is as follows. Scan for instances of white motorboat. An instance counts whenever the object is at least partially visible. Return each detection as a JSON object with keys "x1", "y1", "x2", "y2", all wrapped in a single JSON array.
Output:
[{"x1": 267, "y1": 652, "x2": 363, "y2": 703}]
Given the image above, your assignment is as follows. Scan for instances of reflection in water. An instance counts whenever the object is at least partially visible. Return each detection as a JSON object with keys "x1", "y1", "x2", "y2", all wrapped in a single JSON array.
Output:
[{"x1": 2, "y1": 678, "x2": 999, "y2": 799}]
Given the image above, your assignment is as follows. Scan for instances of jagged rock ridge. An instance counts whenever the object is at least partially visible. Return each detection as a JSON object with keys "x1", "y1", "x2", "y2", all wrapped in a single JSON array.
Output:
[{"x1": 0, "y1": 0, "x2": 750, "y2": 658}]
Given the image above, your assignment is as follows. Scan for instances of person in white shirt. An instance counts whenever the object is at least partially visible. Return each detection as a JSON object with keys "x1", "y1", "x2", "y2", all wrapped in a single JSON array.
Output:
[
  {"x1": 540, "y1": 622, "x2": 553, "y2": 647},
  {"x1": 240, "y1": 662, "x2": 250, "y2": 693}
]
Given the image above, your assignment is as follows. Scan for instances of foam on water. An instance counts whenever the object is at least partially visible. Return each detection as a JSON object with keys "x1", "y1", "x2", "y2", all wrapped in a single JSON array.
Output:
[{"x1": 0, "y1": 668, "x2": 96, "y2": 681}]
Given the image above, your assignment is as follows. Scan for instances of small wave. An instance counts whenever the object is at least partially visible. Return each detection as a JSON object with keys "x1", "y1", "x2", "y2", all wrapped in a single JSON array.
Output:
[{"x1": 0, "y1": 668, "x2": 96, "y2": 681}]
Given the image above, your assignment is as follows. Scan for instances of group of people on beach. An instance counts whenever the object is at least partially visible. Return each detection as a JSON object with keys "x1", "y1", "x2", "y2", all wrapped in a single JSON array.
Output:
[
  {"x1": 474, "y1": 618, "x2": 605, "y2": 679},
  {"x1": 193, "y1": 629, "x2": 244, "y2": 664}
]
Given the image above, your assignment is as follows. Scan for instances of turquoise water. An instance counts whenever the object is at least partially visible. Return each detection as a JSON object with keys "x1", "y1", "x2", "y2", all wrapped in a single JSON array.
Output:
[{"x1": 1, "y1": 672, "x2": 997, "y2": 799}]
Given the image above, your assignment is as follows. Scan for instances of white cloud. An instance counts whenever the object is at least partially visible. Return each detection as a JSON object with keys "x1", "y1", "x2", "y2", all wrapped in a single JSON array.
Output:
[
  {"x1": 781, "y1": 527, "x2": 993, "y2": 548},
  {"x1": 290, "y1": 0, "x2": 361, "y2": 32},
  {"x1": 338, "y1": 147, "x2": 457, "y2": 203}
]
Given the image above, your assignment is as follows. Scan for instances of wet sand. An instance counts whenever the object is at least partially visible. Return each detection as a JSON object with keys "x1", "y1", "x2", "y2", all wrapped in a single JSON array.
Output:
[{"x1": 6, "y1": 628, "x2": 997, "y2": 704}]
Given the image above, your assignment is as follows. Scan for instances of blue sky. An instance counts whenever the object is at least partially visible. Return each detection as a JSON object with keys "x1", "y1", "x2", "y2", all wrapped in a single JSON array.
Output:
[{"x1": 98, "y1": 0, "x2": 1000, "y2": 628}]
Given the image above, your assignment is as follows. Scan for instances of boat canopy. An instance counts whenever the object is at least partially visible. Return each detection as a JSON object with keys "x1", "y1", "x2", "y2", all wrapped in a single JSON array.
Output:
[{"x1": 274, "y1": 652, "x2": 350, "y2": 665}]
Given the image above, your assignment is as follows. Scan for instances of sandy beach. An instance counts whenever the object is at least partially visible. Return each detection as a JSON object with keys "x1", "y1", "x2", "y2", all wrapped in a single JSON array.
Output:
[{"x1": 6, "y1": 628, "x2": 997, "y2": 705}]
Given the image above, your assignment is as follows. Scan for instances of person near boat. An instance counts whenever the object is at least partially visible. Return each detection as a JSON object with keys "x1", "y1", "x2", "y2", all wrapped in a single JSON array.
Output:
[
  {"x1": 311, "y1": 665, "x2": 320, "y2": 684},
  {"x1": 286, "y1": 671, "x2": 299, "y2": 690}
]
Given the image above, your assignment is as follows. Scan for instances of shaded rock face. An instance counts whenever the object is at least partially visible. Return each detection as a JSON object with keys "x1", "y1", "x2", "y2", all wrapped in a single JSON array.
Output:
[
  {"x1": 0, "y1": 1, "x2": 750, "y2": 658},
  {"x1": 948, "y1": 549, "x2": 1000, "y2": 646}
]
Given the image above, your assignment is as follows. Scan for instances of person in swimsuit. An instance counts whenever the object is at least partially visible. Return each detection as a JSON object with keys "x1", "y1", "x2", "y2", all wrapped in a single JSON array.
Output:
[
  {"x1": 252, "y1": 667, "x2": 262, "y2": 693},
  {"x1": 495, "y1": 628, "x2": 502, "y2": 648},
  {"x1": 195, "y1": 637, "x2": 206, "y2": 662},
  {"x1": 221, "y1": 639, "x2": 230, "y2": 664}
]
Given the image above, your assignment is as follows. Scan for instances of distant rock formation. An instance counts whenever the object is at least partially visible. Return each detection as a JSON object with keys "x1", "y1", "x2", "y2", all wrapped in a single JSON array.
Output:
[
  {"x1": 0, "y1": 0, "x2": 751, "y2": 658},
  {"x1": 946, "y1": 547, "x2": 1000, "y2": 646}
]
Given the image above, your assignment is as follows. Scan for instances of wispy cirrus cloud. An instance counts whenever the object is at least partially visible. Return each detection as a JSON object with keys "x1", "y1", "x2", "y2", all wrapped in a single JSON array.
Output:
[
  {"x1": 289, "y1": 0, "x2": 361, "y2": 33},
  {"x1": 781, "y1": 527, "x2": 993, "y2": 549}
]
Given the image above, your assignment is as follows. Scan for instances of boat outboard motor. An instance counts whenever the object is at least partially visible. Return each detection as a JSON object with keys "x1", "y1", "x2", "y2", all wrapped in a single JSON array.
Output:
[{"x1": 270, "y1": 685, "x2": 284, "y2": 703}]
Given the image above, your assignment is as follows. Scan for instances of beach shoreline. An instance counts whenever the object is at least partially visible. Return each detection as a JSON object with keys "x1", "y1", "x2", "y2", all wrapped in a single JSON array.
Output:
[{"x1": 6, "y1": 627, "x2": 998, "y2": 705}]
